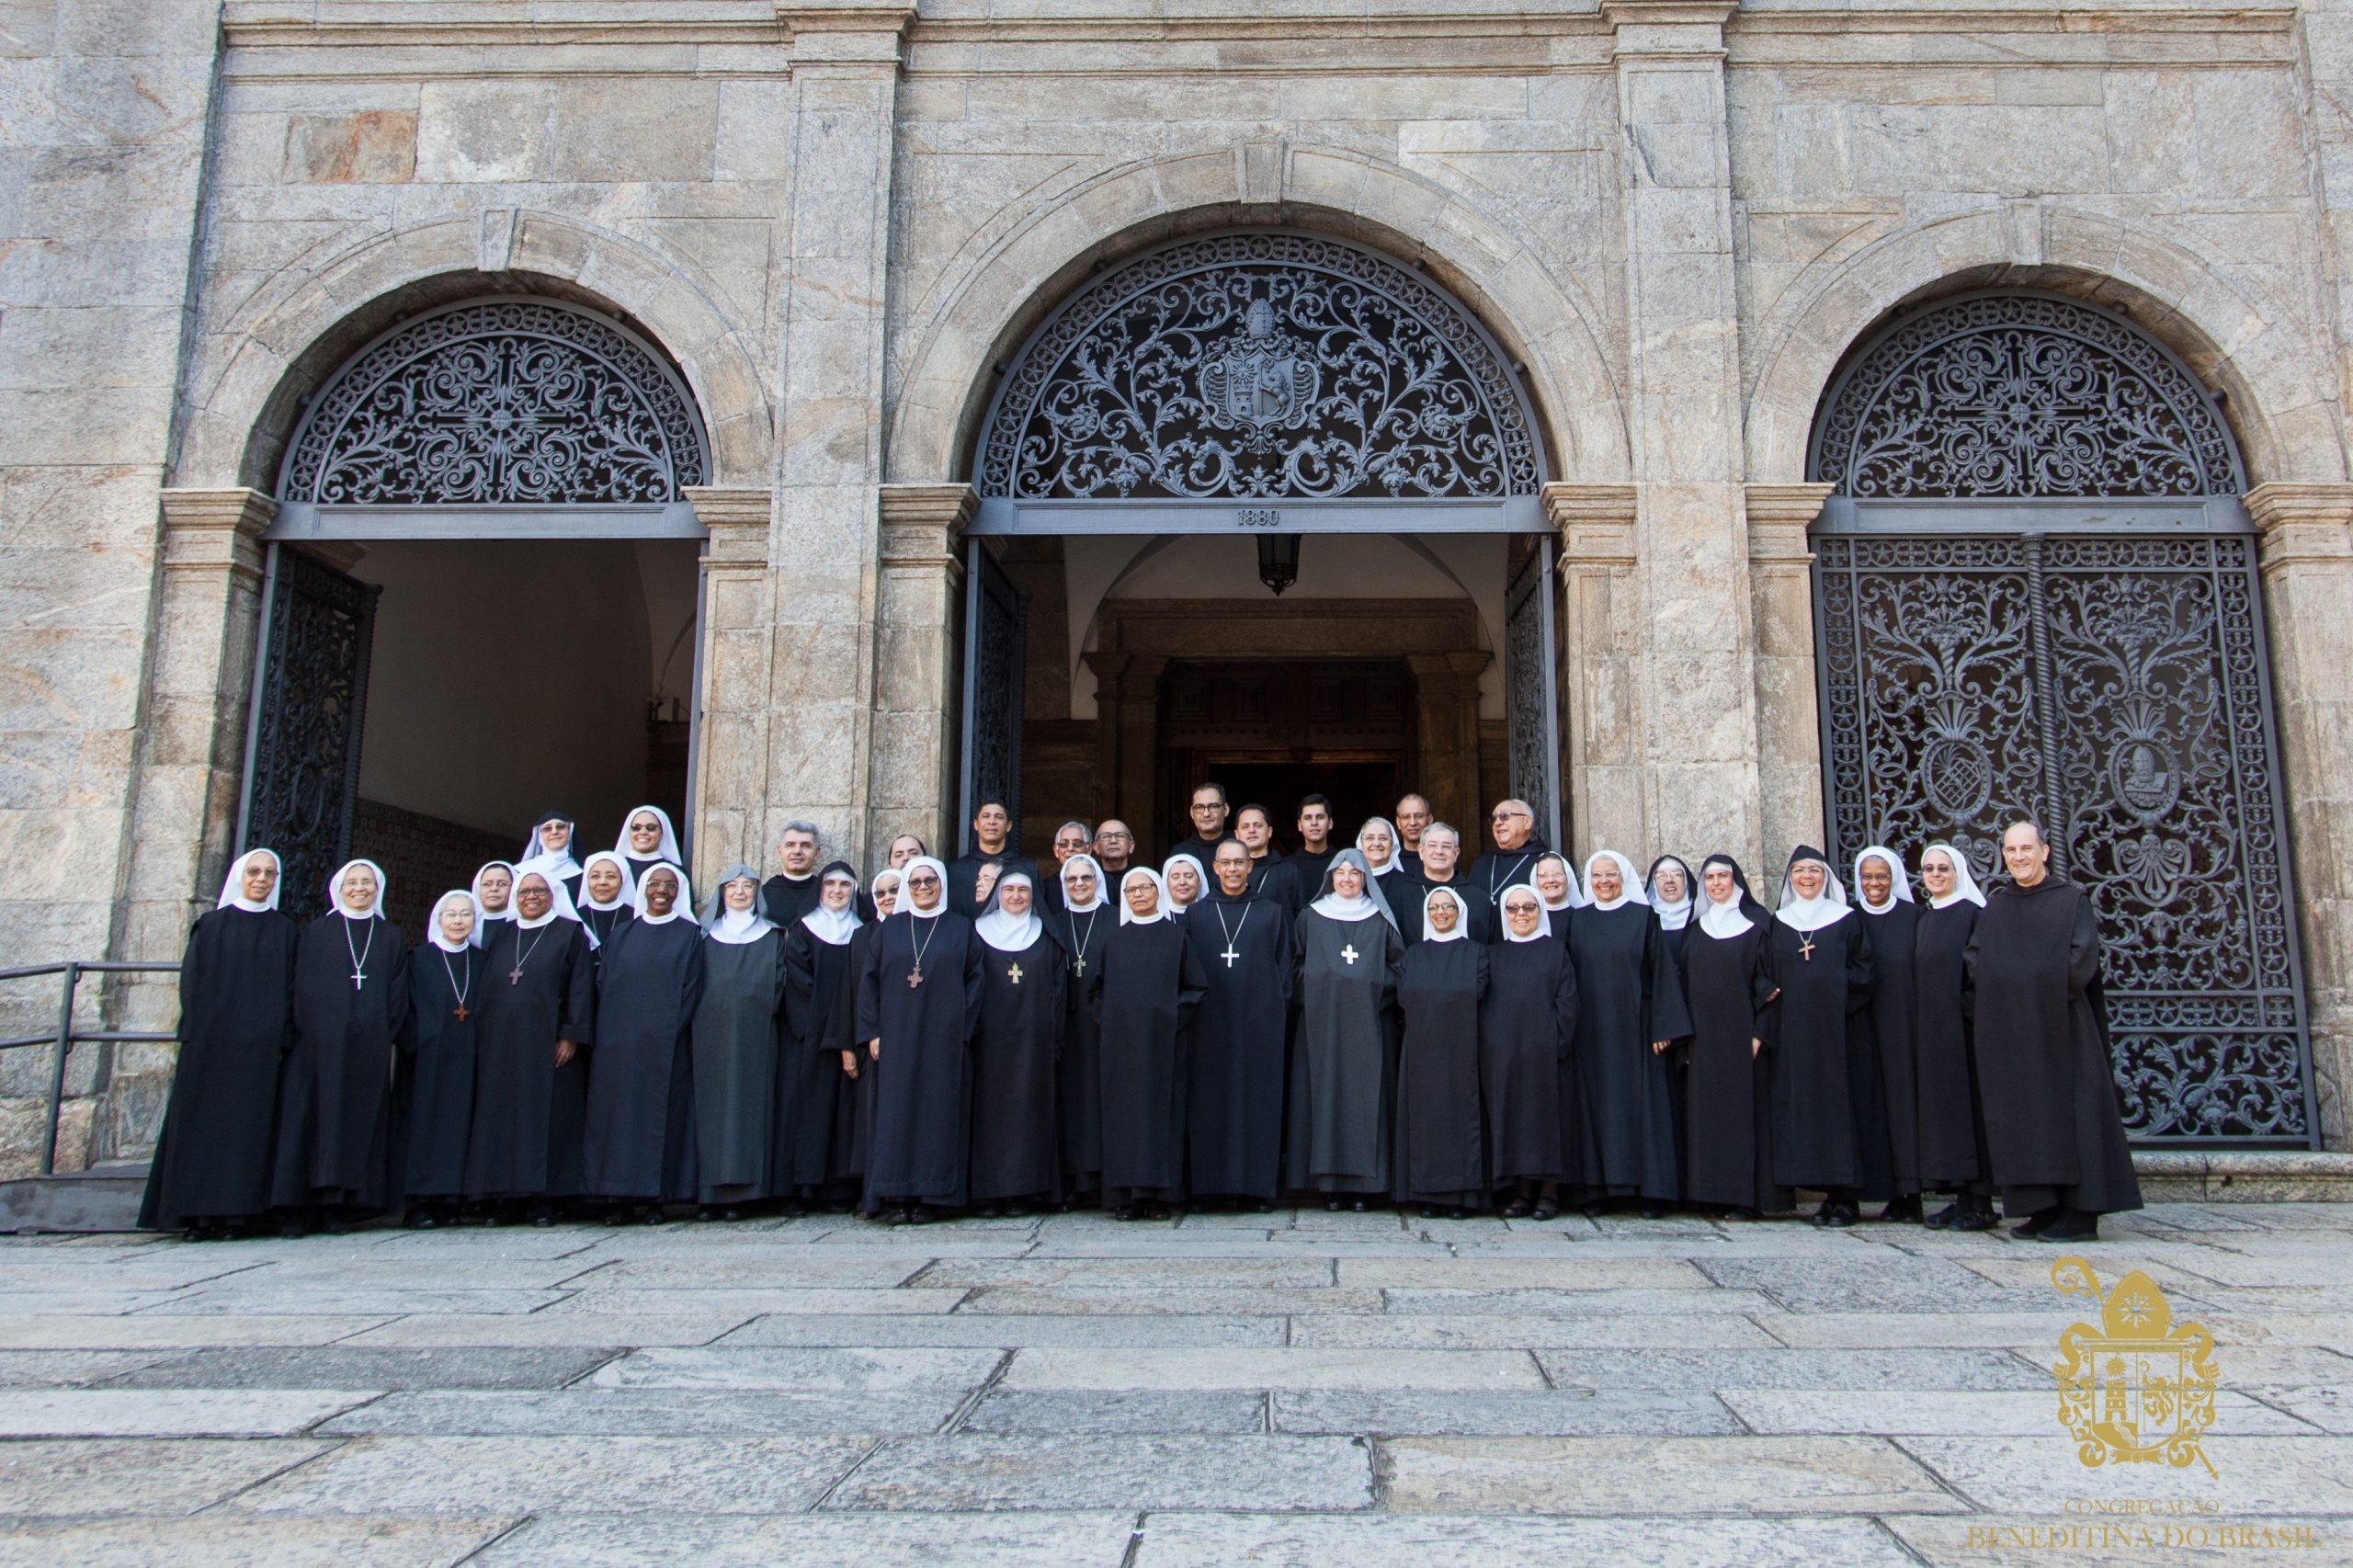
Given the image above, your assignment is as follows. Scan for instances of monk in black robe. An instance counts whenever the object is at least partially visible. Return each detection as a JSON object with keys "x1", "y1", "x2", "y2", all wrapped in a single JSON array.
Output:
[
  {"x1": 1291, "y1": 795, "x2": 1340, "y2": 893},
  {"x1": 140, "y1": 848, "x2": 299, "y2": 1238},
  {"x1": 465, "y1": 869, "x2": 597, "y2": 1224},
  {"x1": 1680, "y1": 856, "x2": 1787, "y2": 1218},
  {"x1": 398, "y1": 890, "x2": 486, "y2": 1227},
  {"x1": 857, "y1": 856, "x2": 984, "y2": 1222},
  {"x1": 694, "y1": 865, "x2": 786, "y2": 1217},
  {"x1": 779, "y1": 862, "x2": 865, "y2": 1210},
  {"x1": 1764, "y1": 846, "x2": 1875, "y2": 1227},
  {"x1": 949, "y1": 801, "x2": 1032, "y2": 918},
  {"x1": 1852, "y1": 846, "x2": 1921, "y2": 1220},
  {"x1": 583, "y1": 864, "x2": 704, "y2": 1220},
  {"x1": 1565, "y1": 851, "x2": 1690, "y2": 1216},
  {"x1": 1967, "y1": 820, "x2": 2143, "y2": 1242},
  {"x1": 1096, "y1": 868, "x2": 1206, "y2": 1219},
  {"x1": 1234, "y1": 805, "x2": 1302, "y2": 916},
  {"x1": 1399, "y1": 886, "x2": 1490, "y2": 1217},
  {"x1": 1167, "y1": 781, "x2": 1233, "y2": 869},
  {"x1": 1482, "y1": 886, "x2": 1586, "y2": 1219},
  {"x1": 1187, "y1": 840, "x2": 1294, "y2": 1208},
  {"x1": 1915, "y1": 844, "x2": 1995, "y2": 1230},
  {"x1": 761, "y1": 820, "x2": 825, "y2": 928},
  {"x1": 1287, "y1": 850, "x2": 1404, "y2": 1207},
  {"x1": 1466, "y1": 799, "x2": 1547, "y2": 935},
  {"x1": 970, "y1": 871, "x2": 1064, "y2": 1213},
  {"x1": 1051, "y1": 855, "x2": 1113, "y2": 1206},
  {"x1": 271, "y1": 858, "x2": 410, "y2": 1230}
]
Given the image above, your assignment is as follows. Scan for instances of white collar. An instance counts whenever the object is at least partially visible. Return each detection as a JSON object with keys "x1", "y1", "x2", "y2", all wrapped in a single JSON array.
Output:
[
  {"x1": 976, "y1": 875, "x2": 1043, "y2": 951},
  {"x1": 1119, "y1": 868, "x2": 1169, "y2": 926},
  {"x1": 517, "y1": 818, "x2": 580, "y2": 881},
  {"x1": 427, "y1": 891, "x2": 482, "y2": 954},
  {"x1": 709, "y1": 908, "x2": 777, "y2": 944},
  {"x1": 1697, "y1": 891, "x2": 1754, "y2": 939},
  {"x1": 217, "y1": 848, "x2": 283, "y2": 913},
  {"x1": 801, "y1": 875, "x2": 863, "y2": 945},
  {"x1": 1776, "y1": 856, "x2": 1849, "y2": 934}
]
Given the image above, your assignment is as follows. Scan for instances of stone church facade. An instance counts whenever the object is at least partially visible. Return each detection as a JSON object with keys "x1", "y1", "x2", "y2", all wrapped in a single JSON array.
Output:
[{"x1": 4, "y1": 0, "x2": 2351, "y2": 1168}]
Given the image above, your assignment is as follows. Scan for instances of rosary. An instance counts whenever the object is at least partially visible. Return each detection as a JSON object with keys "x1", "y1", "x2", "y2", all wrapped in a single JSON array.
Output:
[{"x1": 343, "y1": 916, "x2": 374, "y2": 992}]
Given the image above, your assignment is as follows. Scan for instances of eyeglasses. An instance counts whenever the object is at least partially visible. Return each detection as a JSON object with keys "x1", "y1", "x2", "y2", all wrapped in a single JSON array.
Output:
[
  {"x1": 907, "y1": 874, "x2": 940, "y2": 888},
  {"x1": 1492, "y1": 811, "x2": 1529, "y2": 823}
]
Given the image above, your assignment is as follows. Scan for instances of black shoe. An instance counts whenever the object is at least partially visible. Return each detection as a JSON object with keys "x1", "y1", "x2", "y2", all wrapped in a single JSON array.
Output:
[
  {"x1": 1324, "y1": 1199, "x2": 1343, "y2": 1212},
  {"x1": 1924, "y1": 1201, "x2": 1961, "y2": 1230},
  {"x1": 1951, "y1": 1199, "x2": 1998, "y2": 1232},
  {"x1": 1879, "y1": 1196, "x2": 1923, "y2": 1223},
  {"x1": 1502, "y1": 1199, "x2": 1531, "y2": 1219},
  {"x1": 2036, "y1": 1209, "x2": 2099, "y2": 1243},
  {"x1": 2009, "y1": 1207, "x2": 2059, "y2": 1238},
  {"x1": 1809, "y1": 1201, "x2": 1836, "y2": 1226},
  {"x1": 1581, "y1": 1201, "x2": 1608, "y2": 1219},
  {"x1": 1350, "y1": 1199, "x2": 1368, "y2": 1212},
  {"x1": 1417, "y1": 1206, "x2": 1441, "y2": 1220},
  {"x1": 1450, "y1": 1207, "x2": 1474, "y2": 1220},
  {"x1": 1532, "y1": 1199, "x2": 1561, "y2": 1221},
  {"x1": 904, "y1": 1205, "x2": 936, "y2": 1226},
  {"x1": 1640, "y1": 1204, "x2": 1666, "y2": 1221},
  {"x1": 1819, "y1": 1202, "x2": 1858, "y2": 1229}
]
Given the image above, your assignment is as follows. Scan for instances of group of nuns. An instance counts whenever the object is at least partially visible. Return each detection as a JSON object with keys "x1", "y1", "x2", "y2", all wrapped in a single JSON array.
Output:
[{"x1": 142, "y1": 804, "x2": 2142, "y2": 1243}]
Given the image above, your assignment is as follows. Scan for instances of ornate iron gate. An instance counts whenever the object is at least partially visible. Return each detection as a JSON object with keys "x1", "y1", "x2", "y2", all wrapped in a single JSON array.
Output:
[
  {"x1": 1809, "y1": 291, "x2": 2313, "y2": 1144},
  {"x1": 237, "y1": 547, "x2": 381, "y2": 922},
  {"x1": 1505, "y1": 540, "x2": 1563, "y2": 848},
  {"x1": 959, "y1": 540, "x2": 1029, "y2": 855}
]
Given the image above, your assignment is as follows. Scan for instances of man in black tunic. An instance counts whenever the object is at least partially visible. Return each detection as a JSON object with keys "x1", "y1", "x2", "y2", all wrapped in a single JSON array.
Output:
[
  {"x1": 1041, "y1": 821, "x2": 1094, "y2": 914},
  {"x1": 141, "y1": 848, "x2": 300, "y2": 1238},
  {"x1": 1967, "y1": 820, "x2": 2143, "y2": 1242},
  {"x1": 1291, "y1": 795, "x2": 1340, "y2": 892},
  {"x1": 1852, "y1": 846, "x2": 1921, "y2": 1221},
  {"x1": 761, "y1": 820, "x2": 824, "y2": 927},
  {"x1": 1234, "y1": 804, "x2": 1301, "y2": 915},
  {"x1": 1392, "y1": 794, "x2": 1433, "y2": 878},
  {"x1": 1167, "y1": 783, "x2": 1232, "y2": 868},
  {"x1": 1467, "y1": 799, "x2": 1548, "y2": 928},
  {"x1": 1186, "y1": 838, "x2": 1294, "y2": 1208},
  {"x1": 1092, "y1": 820, "x2": 1136, "y2": 881},
  {"x1": 1403, "y1": 824, "x2": 1493, "y2": 945},
  {"x1": 949, "y1": 801, "x2": 1032, "y2": 917},
  {"x1": 466, "y1": 869, "x2": 597, "y2": 1224}
]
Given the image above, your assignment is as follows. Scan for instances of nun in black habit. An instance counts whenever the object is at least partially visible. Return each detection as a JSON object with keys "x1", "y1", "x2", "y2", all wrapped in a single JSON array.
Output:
[
  {"x1": 692, "y1": 866, "x2": 786, "y2": 1217},
  {"x1": 140, "y1": 848, "x2": 300, "y2": 1238},
  {"x1": 1852, "y1": 845, "x2": 1920, "y2": 1220},
  {"x1": 271, "y1": 858, "x2": 411, "y2": 1229},
  {"x1": 1161, "y1": 854, "x2": 1207, "y2": 922},
  {"x1": 1680, "y1": 856, "x2": 1787, "y2": 1219},
  {"x1": 856, "y1": 855, "x2": 985, "y2": 1222},
  {"x1": 1357, "y1": 818, "x2": 1413, "y2": 907},
  {"x1": 470, "y1": 861, "x2": 516, "y2": 949},
  {"x1": 517, "y1": 812, "x2": 585, "y2": 907},
  {"x1": 1286, "y1": 849, "x2": 1405, "y2": 1208},
  {"x1": 1647, "y1": 854, "x2": 1698, "y2": 1193},
  {"x1": 1764, "y1": 846, "x2": 1876, "y2": 1227},
  {"x1": 1096, "y1": 868, "x2": 1207, "y2": 1219},
  {"x1": 1914, "y1": 844, "x2": 1995, "y2": 1231},
  {"x1": 396, "y1": 889, "x2": 485, "y2": 1228},
  {"x1": 1966, "y1": 822, "x2": 2142, "y2": 1242},
  {"x1": 616, "y1": 804, "x2": 684, "y2": 890},
  {"x1": 1481, "y1": 885, "x2": 1586, "y2": 1219},
  {"x1": 582, "y1": 863, "x2": 704, "y2": 1220},
  {"x1": 969, "y1": 870, "x2": 1065, "y2": 1214},
  {"x1": 575, "y1": 852, "x2": 635, "y2": 952},
  {"x1": 465, "y1": 867, "x2": 597, "y2": 1223},
  {"x1": 1394, "y1": 886, "x2": 1489, "y2": 1217},
  {"x1": 779, "y1": 862, "x2": 865, "y2": 1210},
  {"x1": 1051, "y1": 854, "x2": 1111, "y2": 1205},
  {"x1": 1565, "y1": 851, "x2": 1690, "y2": 1216},
  {"x1": 1186, "y1": 838, "x2": 1295, "y2": 1209},
  {"x1": 1531, "y1": 853, "x2": 1584, "y2": 946},
  {"x1": 835, "y1": 869, "x2": 904, "y2": 1199}
]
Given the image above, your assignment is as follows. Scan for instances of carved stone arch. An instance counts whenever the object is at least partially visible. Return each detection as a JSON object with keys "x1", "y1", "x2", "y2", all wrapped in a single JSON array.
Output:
[
  {"x1": 277, "y1": 296, "x2": 710, "y2": 506},
  {"x1": 976, "y1": 230, "x2": 1546, "y2": 503},
  {"x1": 176, "y1": 213, "x2": 772, "y2": 492},
  {"x1": 885, "y1": 145, "x2": 1628, "y2": 487},
  {"x1": 1745, "y1": 206, "x2": 2343, "y2": 488}
]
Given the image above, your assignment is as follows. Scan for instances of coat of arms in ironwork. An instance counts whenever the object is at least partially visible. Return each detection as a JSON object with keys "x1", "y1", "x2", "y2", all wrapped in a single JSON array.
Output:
[
  {"x1": 2049, "y1": 1256, "x2": 2220, "y2": 1476},
  {"x1": 1200, "y1": 299, "x2": 1319, "y2": 437}
]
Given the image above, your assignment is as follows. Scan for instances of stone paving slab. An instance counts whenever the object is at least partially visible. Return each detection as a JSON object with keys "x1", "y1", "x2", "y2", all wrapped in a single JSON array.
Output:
[
  {"x1": 1377, "y1": 1286, "x2": 1784, "y2": 1316},
  {"x1": 1381, "y1": 1435, "x2": 1967, "y2": 1517},
  {"x1": 0, "y1": 1349, "x2": 171, "y2": 1387},
  {"x1": 0, "y1": 1517, "x2": 508, "y2": 1568},
  {"x1": 824, "y1": 1434, "x2": 1373, "y2": 1512},
  {"x1": 335, "y1": 1313, "x2": 755, "y2": 1348},
  {"x1": 961, "y1": 1390, "x2": 1268, "y2": 1435},
  {"x1": 0, "y1": 1437, "x2": 333, "y2": 1516},
  {"x1": 1721, "y1": 1388, "x2": 2319, "y2": 1436},
  {"x1": 228, "y1": 1434, "x2": 872, "y2": 1517},
  {"x1": 1287, "y1": 1311, "x2": 1782, "y2": 1349},
  {"x1": 1002, "y1": 1346, "x2": 1545, "y2": 1392},
  {"x1": 0, "y1": 1389, "x2": 377, "y2": 1437},
  {"x1": 536, "y1": 1287, "x2": 972, "y2": 1316},
  {"x1": 1894, "y1": 1436, "x2": 2353, "y2": 1516},
  {"x1": 586, "y1": 1346, "x2": 1003, "y2": 1392},
  {"x1": 315, "y1": 1389, "x2": 967, "y2": 1437},
  {"x1": 0, "y1": 1315, "x2": 394, "y2": 1349},
  {"x1": 138, "y1": 1288, "x2": 567, "y2": 1317},
  {"x1": 1883, "y1": 1514, "x2": 2343, "y2": 1567},
  {"x1": 472, "y1": 1510, "x2": 1140, "y2": 1565},
  {"x1": 955, "y1": 1285, "x2": 1387, "y2": 1315},
  {"x1": 1272, "y1": 1389, "x2": 1742, "y2": 1437},
  {"x1": 1126, "y1": 1512, "x2": 1922, "y2": 1566},
  {"x1": 98, "y1": 1346, "x2": 616, "y2": 1391},
  {"x1": 1531, "y1": 1347, "x2": 2048, "y2": 1392},
  {"x1": 712, "y1": 1312, "x2": 1287, "y2": 1348}
]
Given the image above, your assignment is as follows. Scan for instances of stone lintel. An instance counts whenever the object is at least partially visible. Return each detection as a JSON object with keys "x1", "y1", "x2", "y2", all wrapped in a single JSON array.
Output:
[
  {"x1": 685, "y1": 487, "x2": 774, "y2": 567},
  {"x1": 158, "y1": 488, "x2": 276, "y2": 582},
  {"x1": 781, "y1": 0, "x2": 915, "y2": 62},
  {"x1": 2245, "y1": 482, "x2": 2353, "y2": 569},
  {"x1": 1603, "y1": 0, "x2": 1735, "y2": 57},
  {"x1": 1744, "y1": 482, "x2": 1834, "y2": 564},
  {"x1": 1543, "y1": 483, "x2": 1639, "y2": 567},
  {"x1": 878, "y1": 483, "x2": 977, "y2": 573}
]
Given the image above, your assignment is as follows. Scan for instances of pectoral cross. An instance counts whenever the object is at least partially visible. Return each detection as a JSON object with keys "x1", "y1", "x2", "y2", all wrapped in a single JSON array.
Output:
[
  {"x1": 907, "y1": 966, "x2": 923, "y2": 989},
  {"x1": 1222, "y1": 947, "x2": 1240, "y2": 968},
  {"x1": 350, "y1": 969, "x2": 367, "y2": 989},
  {"x1": 451, "y1": 1004, "x2": 469, "y2": 1021},
  {"x1": 1072, "y1": 955, "x2": 1086, "y2": 977},
  {"x1": 1798, "y1": 933, "x2": 1816, "y2": 963},
  {"x1": 1340, "y1": 943, "x2": 1359, "y2": 966},
  {"x1": 508, "y1": 966, "x2": 525, "y2": 986},
  {"x1": 1007, "y1": 963, "x2": 1023, "y2": 984}
]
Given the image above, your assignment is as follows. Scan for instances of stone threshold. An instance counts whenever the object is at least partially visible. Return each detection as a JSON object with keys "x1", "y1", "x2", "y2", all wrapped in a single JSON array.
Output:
[{"x1": 2132, "y1": 1151, "x2": 2353, "y2": 1203}]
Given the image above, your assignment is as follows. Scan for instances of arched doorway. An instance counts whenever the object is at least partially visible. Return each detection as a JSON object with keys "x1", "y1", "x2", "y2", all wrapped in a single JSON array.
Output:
[
  {"x1": 1807, "y1": 290, "x2": 2315, "y2": 1145},
  {"x1": 243, "y1": 296, "x2": 710, "y2": 927},
  {"x1": 962, "y1": 231, "x2": 1560, "y2": 858}
]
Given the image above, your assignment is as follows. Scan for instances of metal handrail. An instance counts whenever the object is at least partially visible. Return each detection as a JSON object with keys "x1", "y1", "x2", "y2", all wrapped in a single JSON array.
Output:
[{"x1": 0, "y1": 961, "x2": 178, "y2": 1177}]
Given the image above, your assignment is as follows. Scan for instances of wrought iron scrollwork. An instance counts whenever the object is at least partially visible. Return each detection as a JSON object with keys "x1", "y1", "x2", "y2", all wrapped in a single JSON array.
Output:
[
  {"x1": 244, "y1": 551, "x2": 379, "y2": 922},
  {"x1": 1505, "y1": 543, "x2": 1561, "y2": 842},
  {"x1": 960, "y1": 543, "x2": 1028, "y2": 854},
  {"x1": 979, "y1": 233, "x2": 1543, "y2": 502},
  {"x1": 1810, "y1": 293, "x2": 2243, "y2": 499},
  {"x1": 279, "y1": 299, "x2": 708, "y2": 506}
]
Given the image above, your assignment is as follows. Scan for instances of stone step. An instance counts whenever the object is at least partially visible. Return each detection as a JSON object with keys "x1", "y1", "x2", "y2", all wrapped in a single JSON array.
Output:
[{"x1": 0, "y1": 1160, "x2": 149, "y2": 1234}]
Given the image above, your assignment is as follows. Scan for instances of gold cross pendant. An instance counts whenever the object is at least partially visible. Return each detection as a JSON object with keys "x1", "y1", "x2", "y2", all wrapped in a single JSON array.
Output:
[
  {"x1": 1798, "y1": 933, "x2": 1816, "y2": 962},
  {"x1": 1008, "y1": 963, "x2": 1023, "y2": 984}
]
